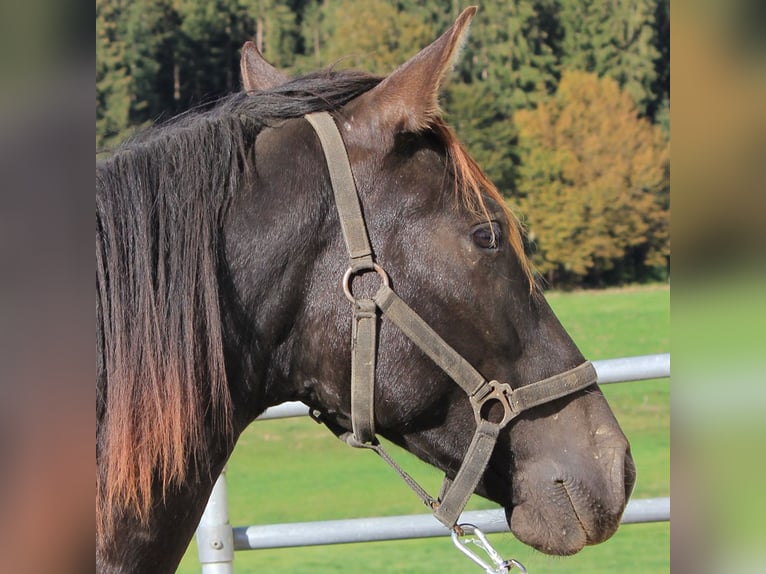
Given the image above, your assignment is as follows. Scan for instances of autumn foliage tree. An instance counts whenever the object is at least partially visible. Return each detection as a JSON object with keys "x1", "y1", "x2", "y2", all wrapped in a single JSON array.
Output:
[{"x1": 514, "y1": 71, "x2": 669, "y2": 286}]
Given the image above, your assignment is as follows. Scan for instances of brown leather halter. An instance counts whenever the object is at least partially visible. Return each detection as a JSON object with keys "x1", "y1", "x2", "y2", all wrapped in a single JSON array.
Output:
[{"x1": 305, "y1": 111, "x2": 598, "y2": 531}]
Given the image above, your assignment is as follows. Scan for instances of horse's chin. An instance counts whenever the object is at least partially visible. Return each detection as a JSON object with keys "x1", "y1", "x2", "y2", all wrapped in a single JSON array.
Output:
[
  {"x1": 505, "y1": 500, "x2": 587, "y2": 556},
  {"x1": 503, "y1": 478, "x2": 623, "y2": 556}
]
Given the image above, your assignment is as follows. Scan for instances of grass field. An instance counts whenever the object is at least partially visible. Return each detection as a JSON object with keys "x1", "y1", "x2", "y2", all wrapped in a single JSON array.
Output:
[{"x1": 177, "y1": 284, "x2": 669, "y2": 573}]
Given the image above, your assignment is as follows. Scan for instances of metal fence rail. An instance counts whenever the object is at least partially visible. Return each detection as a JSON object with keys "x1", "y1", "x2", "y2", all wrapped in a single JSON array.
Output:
[
  {"x1": 254, "y1": 353, "x2": 670, "y2": 421},
  {"x1": 197, "y1": 353, "x2": 670, "y2": 572},
  {"x1": 234, "y1": 497, "x2": 669, "y2": 550}
]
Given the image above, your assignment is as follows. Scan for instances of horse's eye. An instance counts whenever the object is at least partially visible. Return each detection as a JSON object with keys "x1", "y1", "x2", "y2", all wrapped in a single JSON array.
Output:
[{"x1": 471, "y1": 223, "x2": 502, "y2": 250}]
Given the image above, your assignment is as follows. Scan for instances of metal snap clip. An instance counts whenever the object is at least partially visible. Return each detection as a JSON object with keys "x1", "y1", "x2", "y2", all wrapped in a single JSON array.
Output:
[{"x1": 451, "y1": 523, "x2": 527, "y2": 574}]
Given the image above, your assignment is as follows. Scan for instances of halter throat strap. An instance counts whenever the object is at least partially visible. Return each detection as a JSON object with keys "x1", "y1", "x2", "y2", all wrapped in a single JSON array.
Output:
[{"x1": 305, "y1": 111, "x2": 598, "y2": 530}]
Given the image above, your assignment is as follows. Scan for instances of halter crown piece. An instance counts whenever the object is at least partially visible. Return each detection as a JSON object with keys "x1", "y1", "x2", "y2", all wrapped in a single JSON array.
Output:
[{"x1": 304, "y1": 111, "x2": 598, "y2": 530}]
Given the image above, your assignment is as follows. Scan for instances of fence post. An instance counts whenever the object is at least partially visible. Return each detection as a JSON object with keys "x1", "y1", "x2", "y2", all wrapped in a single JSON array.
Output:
[{"x1": 196, "y1": 470, "x2": 235, "y2": 574}]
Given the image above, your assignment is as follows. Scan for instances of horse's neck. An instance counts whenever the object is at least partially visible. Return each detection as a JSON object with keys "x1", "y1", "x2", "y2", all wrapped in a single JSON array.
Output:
[{"x1": 220, "y1": 123, "x2": 337, "y2": 414}]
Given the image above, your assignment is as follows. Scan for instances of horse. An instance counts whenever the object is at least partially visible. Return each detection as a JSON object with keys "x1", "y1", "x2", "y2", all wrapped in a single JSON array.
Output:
[{"x1": 96, "y1": 8, "x2": 635, "y2": 573}]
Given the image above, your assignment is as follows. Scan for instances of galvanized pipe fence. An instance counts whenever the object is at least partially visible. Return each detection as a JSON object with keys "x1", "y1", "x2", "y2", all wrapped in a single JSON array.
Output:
[{"x1": 196, "y1": 353, "x2": 670, "y2": 573}]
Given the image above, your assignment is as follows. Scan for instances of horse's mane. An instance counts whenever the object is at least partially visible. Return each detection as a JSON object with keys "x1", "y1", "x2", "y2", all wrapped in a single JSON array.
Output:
[
  {"x1": 96, "y1": 68, "x2": 533, "y2": 540},
  {"x1": 96, "y1": 70, "x2": 382, "y2": 539}
]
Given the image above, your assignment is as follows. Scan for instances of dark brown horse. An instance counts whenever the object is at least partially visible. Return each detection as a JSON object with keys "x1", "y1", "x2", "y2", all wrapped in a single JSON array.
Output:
[{"x1": 96, "y1": 8, "x2": 634, "y2": 573}]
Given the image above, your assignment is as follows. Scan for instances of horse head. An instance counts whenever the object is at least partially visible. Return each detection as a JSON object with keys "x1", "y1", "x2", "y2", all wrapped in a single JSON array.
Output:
[{"x1": 232, "y1": 7, "x2": 635, "y2": 556}]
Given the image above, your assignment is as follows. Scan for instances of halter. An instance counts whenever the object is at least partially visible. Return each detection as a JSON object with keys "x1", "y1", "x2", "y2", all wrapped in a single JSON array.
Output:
[{"x1": 305, "y1": 111, "x2": 598, "y2": 531}]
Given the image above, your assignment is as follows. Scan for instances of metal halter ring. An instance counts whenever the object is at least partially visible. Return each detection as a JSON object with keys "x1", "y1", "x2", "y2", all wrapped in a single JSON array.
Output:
[
  {"x1": 470, "y1": 380, "x2": 517, "y2": 427},
  {"x1": 342, "y1": 264, "x2": 390, "y2": 303}
]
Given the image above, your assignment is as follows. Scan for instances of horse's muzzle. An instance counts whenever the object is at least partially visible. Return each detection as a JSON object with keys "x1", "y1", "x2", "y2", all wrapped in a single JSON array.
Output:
[{"x1": 505, "y1": 437, "x2": 636, "y2": 556}]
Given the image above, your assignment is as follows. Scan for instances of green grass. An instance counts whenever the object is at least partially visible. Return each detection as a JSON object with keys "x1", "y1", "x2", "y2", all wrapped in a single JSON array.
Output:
[{"x1": 178, "y1": 285, "x2": 669, "y2": 573}]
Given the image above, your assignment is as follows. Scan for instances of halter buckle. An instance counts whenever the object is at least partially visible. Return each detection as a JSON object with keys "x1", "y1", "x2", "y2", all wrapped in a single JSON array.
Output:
[{"x1": 470, "y1": 380, "x2": 517, "y2": 428}]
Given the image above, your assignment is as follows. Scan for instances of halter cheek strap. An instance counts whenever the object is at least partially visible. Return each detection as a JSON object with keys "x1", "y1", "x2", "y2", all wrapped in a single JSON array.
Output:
[{"x1": 305, "y1": 111, "x2": 598, "y2": 530}]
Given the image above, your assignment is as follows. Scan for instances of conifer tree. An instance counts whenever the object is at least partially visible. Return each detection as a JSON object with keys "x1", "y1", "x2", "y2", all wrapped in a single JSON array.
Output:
[
  {"x1": 442, "y1": 0, "x2": 563, "y2": 197},
  {"x1": 650, "y1": 0, "x2": 670, "y2": 129},
  {"x1": 242, "y1": 0, "x2": 300, "y2": 69},
  {"x1": 559, "y1": 0, "x2": 660, "y2": 115},
  {"x1": 452, "y1": 0, "x2": 561, "y2": 109},
  {"x1": 311, "y1": 0, "x2": 434, "y2": 74},
  {"x1": 96, "y1": 0, "x2": 132, "y2": 148},
  {"x1": 124, "y1": 0, "x2": 180, "y2": 125},
  {"x1": 175, "y1": 0, "x2": 253, "y2": 106}
]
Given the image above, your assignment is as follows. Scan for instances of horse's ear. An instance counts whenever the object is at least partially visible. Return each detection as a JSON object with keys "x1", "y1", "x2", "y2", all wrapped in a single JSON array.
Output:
[
  {"x1": 240, "y1": 41, "x2": 289, "y2": 92},
  {"x1": 351, "y1": 6, "x2": 477, "y2": 133}
]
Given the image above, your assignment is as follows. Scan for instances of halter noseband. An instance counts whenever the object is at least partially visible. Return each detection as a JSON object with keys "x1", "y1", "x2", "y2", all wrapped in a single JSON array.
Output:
[{"x1": 305, "y1": 111, "x2": 597, "y2": 530}]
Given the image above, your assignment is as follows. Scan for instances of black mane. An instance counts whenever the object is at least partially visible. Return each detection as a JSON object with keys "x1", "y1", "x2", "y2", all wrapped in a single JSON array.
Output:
[
  {"x1": 99, "y1": 70, "x2": 382, "y2": 157},
  {"x1": 96, "y1": 69, "x2": 381, "y2": 539}
]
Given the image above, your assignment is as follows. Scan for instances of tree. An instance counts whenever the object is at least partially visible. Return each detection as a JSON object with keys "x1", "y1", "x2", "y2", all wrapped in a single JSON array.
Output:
[
  {"x1": 514, "y1": 71, "x2": 669, "y2": 286},
  {"x1": 311, "y1": 0, "x2": 435, "y2": 74},
  {"x1": 243, "y1": 0, "x2": 300, "y2": 69},
  {"x1": 452, "y1": 0, "x2": 562, "y2": 111},
  {"x1": 299, "y1": 0, "x2": 323, "y2": 69},
  {"x1": 559, "y1": 0, "x2": 660, "y2": 116},
  {"x1": 650, "y1": 0, "x2": 670, "y2": 130},
  {"x1": 443, "y1": 0, "x2": 564, "y2": 196},
  {"x1": 96, "y1": 0, "x2": 132, "y2": 148},
  {"x1": 175, "y1": 0, "x2": 253, "y2": 106},
  {"x1": 124, "y1": 0, "x2": 180, "y2": 125},
  {"x1": 443, "y1": 81, "x2": 521, "y2": 197}
]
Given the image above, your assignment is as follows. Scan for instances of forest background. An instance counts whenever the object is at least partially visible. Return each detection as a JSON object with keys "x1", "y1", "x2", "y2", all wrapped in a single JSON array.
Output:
[{"x1": 96, "y1": 0, "x2": 670, "y2": 289}]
